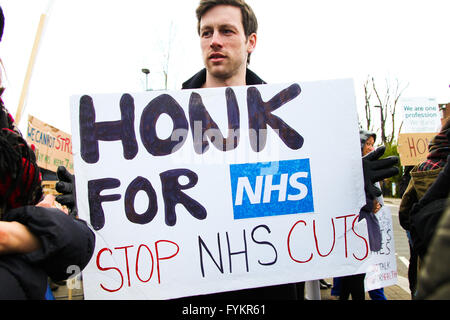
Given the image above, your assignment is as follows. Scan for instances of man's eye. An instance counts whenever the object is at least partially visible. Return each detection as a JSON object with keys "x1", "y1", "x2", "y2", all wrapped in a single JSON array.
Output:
[{"x1": 202, "y1": 31, "x2": 212, "y2": 38}]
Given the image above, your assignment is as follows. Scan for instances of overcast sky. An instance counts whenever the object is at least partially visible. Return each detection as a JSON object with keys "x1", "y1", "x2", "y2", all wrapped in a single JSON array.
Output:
[{"x1": 1, "y1": 0, "x2": 449, "y2": 134}]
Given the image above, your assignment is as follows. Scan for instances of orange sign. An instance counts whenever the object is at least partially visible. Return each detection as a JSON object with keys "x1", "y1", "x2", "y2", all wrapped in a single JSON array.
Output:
[
  {"x1": 397, "y1": 132, "x2": 437, "y2": 166},
  {"x1": 26, "y1": 115, "x2": 74, "y2": 173}
]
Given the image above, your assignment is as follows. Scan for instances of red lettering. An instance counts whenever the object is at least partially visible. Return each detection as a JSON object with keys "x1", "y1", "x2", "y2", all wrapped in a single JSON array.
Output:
[
  {"x1": 136, "y1": 244, "x2": 154, "y2": 283},
  {"x1": 407, "y1": 137, "x2": 416, "y2": 157},
  {"x1": 287, "y1": 220, "x2": 313, "y2": 263},
  {"x1": 96, "y1": 248, "x2": 124, "y2": 293},
  {"x1": 155, "y1": 240, "x2": 180, "y2": 284},
  {"x1": 115, "y1": 245, "x2": 134, "y2": 287},
  {"x1": 416, "y1": 138, "x2": 427, "y2": 155},
  {"x1": 351, "y1": 215, "x2": 369, "y2": 261},
  {"x1": 335, "y1": 214, "x2": 355, "y2": 258},
  {"x1": 62, "y1": 138, "x2": 67, "y2": 152},
  {"x1": 313, "y1": 219, "x2": 335, "y2": 257},
  {"x1": 55, "y1": 135, "x2": 61, "y2": 150},
  {"x1": 65, "y1": 137, "x2": 72, "y2": 153}
]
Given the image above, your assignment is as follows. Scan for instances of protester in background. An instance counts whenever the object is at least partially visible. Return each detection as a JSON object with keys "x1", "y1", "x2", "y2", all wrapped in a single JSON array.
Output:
[
  {"x1": 397, "y1": 165, "x2": 417, "y2": 296},
  {"x1": 399, "y1": 118, "x2": 450, "y2": 298},
  {"x1": 415, "y1": 200, "x2": 450, "y2": 299},
  {"x1": 359, "y1": 130, "x2": 383, "y2": 254},
  {"x1": 338, "y1": 130, "x2": 388, "y2": 300},
  {"x1": 414, "y1": 153, "x2": 450, "y2": 299},
  {"x1": 360, "y1": 130, "x2": 388, "y2": 300},
  {"x1": 56, "y1": 0, "x2": 399, "y2": 300},
  {"x1": 330, "y1": 277, "x2": 341, "y2": 300},
  {"x1": 0, "y1": 5, "x2": 95, "y2": 299}
]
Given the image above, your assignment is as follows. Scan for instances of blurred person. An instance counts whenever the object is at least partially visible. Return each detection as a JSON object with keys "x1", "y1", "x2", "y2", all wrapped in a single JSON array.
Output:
[
  {"x1": 398, "y1": 165, "x2": 417, "y2": 296},
  {"x1": 414, "y1": 155, "x2": 450, "y2": 299},
  {"x1": 399, "y1": 119, "x2": 450, "y2": 298},
  {"x1": 338, "y1": 130, "x2": 387, "y2": 300},
  {"x1": 415, "y1": 200, "x2": 450, "y2": 300},
  {"x1": 0, "y1": 117, "x2": 95, "y2": 299},
  {"x1": 0, "y1": 5, "x2": 95, "y2": 299}
]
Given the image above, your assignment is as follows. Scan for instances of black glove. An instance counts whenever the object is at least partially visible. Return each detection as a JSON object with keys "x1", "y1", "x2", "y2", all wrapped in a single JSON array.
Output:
[
  {"x1": 362, "y1": 146, "x2": 399, "y2": 199},
  {"x1": 55, "y1": 166, "x2": 78, "y2": 217}
]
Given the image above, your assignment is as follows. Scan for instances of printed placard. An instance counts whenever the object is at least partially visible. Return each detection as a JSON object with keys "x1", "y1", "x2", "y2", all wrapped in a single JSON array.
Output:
[{"x1": 399, "y1": 97, "x2": 441, "y2": 133}]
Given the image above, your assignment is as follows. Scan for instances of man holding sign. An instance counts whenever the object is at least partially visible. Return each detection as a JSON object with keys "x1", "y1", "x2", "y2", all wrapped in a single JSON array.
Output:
[{"x1": 56, "y1": 0, "x2": 399, "y2": 300}]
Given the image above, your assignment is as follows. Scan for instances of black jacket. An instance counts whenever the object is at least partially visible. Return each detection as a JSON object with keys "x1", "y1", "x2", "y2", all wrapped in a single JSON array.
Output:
[
  {"x1": 182, "y1": 68, "x2": 266, "y2": 89},
  {"x1": 0, "y1": 206, "x2": 95, "y2": 299},
  {"x1": 180, "y1": 68, "x2": 300, "y2": 300}
]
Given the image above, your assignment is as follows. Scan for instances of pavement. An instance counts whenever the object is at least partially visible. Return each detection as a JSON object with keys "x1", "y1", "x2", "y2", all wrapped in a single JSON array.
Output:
[{"x1": 52, "y1": 197, "x2": 412, "y2": 301}]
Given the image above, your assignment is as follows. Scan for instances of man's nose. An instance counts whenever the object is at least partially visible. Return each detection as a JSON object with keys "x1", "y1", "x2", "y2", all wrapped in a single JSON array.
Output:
[{"x1": 210, "y1": 32, "x2": 223, "y2": 50}]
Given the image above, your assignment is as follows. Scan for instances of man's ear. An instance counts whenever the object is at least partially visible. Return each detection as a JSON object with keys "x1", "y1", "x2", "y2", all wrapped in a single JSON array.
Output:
[{"x1": 247, "y1": 33, "x2": 257, "y2": 54}]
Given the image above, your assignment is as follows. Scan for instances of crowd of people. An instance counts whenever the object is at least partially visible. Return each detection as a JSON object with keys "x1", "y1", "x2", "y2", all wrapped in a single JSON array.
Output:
[{"x1": 0, "y1": 0, "x2": 448, "y2": 300}]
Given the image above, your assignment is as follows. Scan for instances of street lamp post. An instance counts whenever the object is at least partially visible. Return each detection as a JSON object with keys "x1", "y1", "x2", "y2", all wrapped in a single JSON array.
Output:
[{"x1": 142, "y1": 68, "x2": 150, "y2": 91}]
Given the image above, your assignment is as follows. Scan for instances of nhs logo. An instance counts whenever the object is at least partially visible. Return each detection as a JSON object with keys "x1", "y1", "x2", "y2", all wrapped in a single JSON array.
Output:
[{"x1": 229, "y1": 159, "x2": 314, "y2": 220}]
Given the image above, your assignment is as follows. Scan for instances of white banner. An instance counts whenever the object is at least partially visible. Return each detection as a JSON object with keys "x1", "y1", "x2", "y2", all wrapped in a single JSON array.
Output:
[
  {"x1": 71, "y1": 80, "x2": 374, "y2": 300},
  {"x1": 399, "y1": 97, "x2": 441, "y2": 133},
  {"x1": 364, "y1": 204, "x2": 398, "y2": 291}
]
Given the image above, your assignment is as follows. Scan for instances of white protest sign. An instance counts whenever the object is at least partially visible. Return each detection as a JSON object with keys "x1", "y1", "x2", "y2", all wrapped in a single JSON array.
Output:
[
  {"x1": 71, "y1": 80, "x2": 371, "y2": 300},
  {"x1": 400, "y1": 97, "x2": 441, "y2": 133},
  {"x1": 364, "y1": 204, "x2": 398, "y2": 291}
]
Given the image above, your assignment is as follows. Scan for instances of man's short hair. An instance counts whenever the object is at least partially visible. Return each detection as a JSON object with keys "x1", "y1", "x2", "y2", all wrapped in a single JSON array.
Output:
[{"x1": 196, "y1": 0, "x2": 258, "y2": 64}]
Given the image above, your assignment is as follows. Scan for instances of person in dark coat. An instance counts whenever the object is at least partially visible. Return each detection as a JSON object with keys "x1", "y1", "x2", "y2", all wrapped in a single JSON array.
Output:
[
  {"x1": 0, "y1": 106, "x2": 95, "y2": 299},
  {"x1": 399, "y1": 119, "x2": 450, "y2": 298},
  {"x1": 0, "y1": 5, "x2": 95, "y2": 299},
  {"x1": 338, "y1": 130, "x2": 388, "y2": 300}
]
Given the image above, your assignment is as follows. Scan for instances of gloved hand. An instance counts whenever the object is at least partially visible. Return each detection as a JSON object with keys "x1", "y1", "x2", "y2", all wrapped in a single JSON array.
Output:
[
  {"x1": 55, "y1": 166, "x2": 78, "y2": 217},
  {"x1": 362, "y1": 146, "x2": 399, "y2": 199}
]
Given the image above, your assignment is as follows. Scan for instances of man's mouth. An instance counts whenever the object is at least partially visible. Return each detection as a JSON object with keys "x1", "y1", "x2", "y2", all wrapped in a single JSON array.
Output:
[{"x1": 209, "y1": 53, "x2": 226, "y2": 62}]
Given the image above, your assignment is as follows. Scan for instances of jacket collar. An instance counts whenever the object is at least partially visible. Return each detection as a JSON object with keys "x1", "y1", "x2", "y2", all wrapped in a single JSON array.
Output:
[{"x1": 182, "y1": 68, "x2": 266, "y2": 89}]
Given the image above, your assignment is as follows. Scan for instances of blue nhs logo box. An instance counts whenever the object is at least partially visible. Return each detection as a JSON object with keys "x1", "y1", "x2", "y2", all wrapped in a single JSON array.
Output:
[{"x1": 229, "y1": 159, "x2": 314, "y2": 220}]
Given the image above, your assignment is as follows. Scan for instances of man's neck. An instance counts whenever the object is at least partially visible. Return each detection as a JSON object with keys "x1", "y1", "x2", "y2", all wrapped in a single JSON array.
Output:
[{"x1": 202, "y1": 70, "x2": 247, "y2": 88}]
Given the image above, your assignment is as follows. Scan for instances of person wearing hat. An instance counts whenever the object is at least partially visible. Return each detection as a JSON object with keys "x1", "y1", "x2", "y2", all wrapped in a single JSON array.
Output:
[
  {"x1": 359, "y1": 130, "x2": 388, "y2": 300},
  {"x1": 0, "y1": 5, "x2": 95, "y2": 299},
  {"x1": 333, "y1": 130, "x2": 388, "y2": 300}
]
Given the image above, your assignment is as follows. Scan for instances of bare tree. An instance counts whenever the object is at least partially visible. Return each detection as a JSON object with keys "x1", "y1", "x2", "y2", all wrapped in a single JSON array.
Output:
[
  {"x1": 142, "y1": 21, "x2": 178, "y2": 91},
  {"x1": 363, "y1": 76, "x2": 374, "y2": 132},
  {"x1": 161, "y1": 21, "x2": 177, "y2": 90},
  {"x1": 362, "y1": 76, "x2": 408, "y2": 145}
]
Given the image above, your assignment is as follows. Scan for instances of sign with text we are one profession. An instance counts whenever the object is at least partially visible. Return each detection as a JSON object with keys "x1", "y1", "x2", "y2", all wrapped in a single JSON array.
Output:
[{"x1": 71, "y1": 80, "x2": 371, "y2": 300}]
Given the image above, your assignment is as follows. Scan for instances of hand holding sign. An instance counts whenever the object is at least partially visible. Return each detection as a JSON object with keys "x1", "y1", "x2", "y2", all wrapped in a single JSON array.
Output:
[
  {"x1": 55, "y1": 165, "x2": 78, "y2": 217},
  {"x1": 362, "y1": 146, "x2": 399, "y2": 199}
]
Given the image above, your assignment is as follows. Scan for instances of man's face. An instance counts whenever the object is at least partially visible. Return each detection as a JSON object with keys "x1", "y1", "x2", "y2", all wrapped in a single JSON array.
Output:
[{"x1": 199, "y1": 5, "x2": 256, "y2": 81}]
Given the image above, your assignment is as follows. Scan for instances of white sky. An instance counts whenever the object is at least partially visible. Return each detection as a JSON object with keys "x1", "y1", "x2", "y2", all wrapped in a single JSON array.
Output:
[{"x1": 1, "y1": 0, "x2": 449, "y2": 134}]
